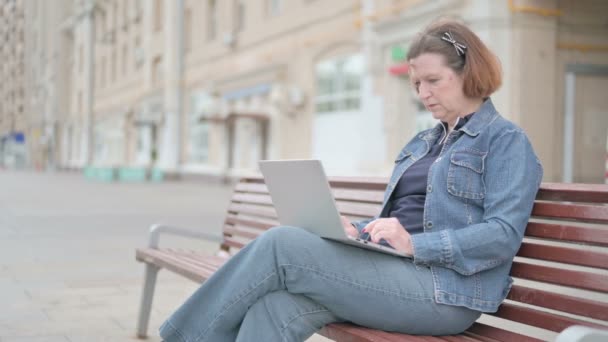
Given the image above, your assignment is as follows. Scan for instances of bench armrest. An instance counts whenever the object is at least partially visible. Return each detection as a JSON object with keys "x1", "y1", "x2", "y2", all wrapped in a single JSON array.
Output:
[
  {"x1": 556, "y1": 326, "x2": 608, "y2": 342},
  {"x1": 148, "y1": 223, "x2": 223, "y2": 248}
]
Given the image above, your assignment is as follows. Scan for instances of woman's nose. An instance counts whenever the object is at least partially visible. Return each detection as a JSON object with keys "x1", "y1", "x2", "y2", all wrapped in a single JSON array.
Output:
[{"x1": 418, "y1": 84, "x2": 431, "y2": 99}]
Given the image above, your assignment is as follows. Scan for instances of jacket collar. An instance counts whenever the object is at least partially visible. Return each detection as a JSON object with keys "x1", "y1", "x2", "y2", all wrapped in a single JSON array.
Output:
[
  {"x1": 418, "y1": 98, "x2": 499, "y2": 142},
  {"x1": 459, "y1": 98, "x2": 499, "y2": 137}
]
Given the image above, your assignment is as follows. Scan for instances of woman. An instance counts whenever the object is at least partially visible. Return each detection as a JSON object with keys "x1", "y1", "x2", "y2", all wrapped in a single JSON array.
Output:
[{"x1": 160, "y1": 19, "x2": 543, "y2": 342}]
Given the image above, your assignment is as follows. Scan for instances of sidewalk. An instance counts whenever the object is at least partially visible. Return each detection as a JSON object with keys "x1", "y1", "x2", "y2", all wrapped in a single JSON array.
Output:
[{"x1": 0, "y1": 170, "x2": 329, "y2": 341}]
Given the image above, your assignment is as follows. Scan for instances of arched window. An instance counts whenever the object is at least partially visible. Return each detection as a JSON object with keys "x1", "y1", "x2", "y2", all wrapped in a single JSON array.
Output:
[{"x1": 315, "y1": 54, "x2": 363, "y2": 114}]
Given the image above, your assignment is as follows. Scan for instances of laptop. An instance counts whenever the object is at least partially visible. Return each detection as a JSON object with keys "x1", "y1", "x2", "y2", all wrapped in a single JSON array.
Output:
[{"x1": 258, "y1": 159, "x2": 412, "y2": 258}]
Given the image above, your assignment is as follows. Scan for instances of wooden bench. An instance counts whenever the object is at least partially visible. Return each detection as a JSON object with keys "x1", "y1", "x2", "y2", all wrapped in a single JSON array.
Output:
[{"x1": 135, "y1": 176, "x2": 608, "y2": 341}]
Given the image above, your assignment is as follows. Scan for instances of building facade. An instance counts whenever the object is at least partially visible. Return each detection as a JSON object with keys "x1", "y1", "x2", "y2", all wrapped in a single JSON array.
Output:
[
  {"x1": 22, "y1": 0, "x2": 72, "y2": 171},
  {"x1": 0, "y1": 0, "x2": 27, "y2": 169},
  {"x1": 8, "y1": 0, "x2": 608, "y2": 183}
]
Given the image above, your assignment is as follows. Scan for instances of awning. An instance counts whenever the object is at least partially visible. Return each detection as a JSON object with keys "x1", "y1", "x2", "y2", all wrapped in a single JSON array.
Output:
[{"x1": 1, "y1": 132, "x2": 25, "y2": 144}]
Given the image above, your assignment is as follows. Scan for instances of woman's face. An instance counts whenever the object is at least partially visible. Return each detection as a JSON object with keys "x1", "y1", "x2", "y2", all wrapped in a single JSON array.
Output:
[{"x1": 408, "y1": 53, "x2": 467, "y2": 125}]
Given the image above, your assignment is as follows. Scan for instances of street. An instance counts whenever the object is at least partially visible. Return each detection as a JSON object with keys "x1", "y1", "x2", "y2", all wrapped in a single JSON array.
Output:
[{"x1": 0, "y1": 171, "x2": 330, "y2": 341}]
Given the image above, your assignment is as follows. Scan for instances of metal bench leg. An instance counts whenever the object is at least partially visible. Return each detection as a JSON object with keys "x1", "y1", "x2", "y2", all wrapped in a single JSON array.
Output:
[{"x1": 136, "y1": 263, "x2": 160, "y2": 339}]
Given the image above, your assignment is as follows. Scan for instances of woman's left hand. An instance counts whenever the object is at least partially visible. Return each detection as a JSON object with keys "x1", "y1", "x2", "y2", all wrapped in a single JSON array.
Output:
[{"x1": 363, "y1": 218, "x2": 413, "y2": 255}]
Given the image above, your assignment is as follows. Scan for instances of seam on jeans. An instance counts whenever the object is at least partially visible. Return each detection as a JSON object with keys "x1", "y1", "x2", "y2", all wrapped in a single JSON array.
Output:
[
  {"x1": 195, "y1": 270, "x2": 277, "y2": 342},
  {"x1": 163, "y1": 319, "x2": 189, "y2": 342},
  {"x1": 280, "y1": 263, "x2": 433, "y2": 302},
  {"x1": 279, "y1": 309, "x2": 331, "y2": 341}
]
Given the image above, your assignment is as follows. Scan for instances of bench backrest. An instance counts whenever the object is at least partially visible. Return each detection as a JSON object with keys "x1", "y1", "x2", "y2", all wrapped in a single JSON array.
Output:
[{"x1": 222, "y1": 177, "x2": 608, "y2": 336}]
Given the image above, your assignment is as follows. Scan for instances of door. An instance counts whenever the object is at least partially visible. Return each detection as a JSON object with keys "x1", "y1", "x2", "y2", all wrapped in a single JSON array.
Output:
[
  {"x1": 136, "y1": 125, "x2": 152, "y2": 165},
  {"x1": 563, "y1": 65, "x2": 608, "y2": 184},
  {"x1": 573, "y1": 75, "x2": 608, "y2": 183},
  {"x1": 312, "y1": 54, "x2": 363, "y2": 175}
]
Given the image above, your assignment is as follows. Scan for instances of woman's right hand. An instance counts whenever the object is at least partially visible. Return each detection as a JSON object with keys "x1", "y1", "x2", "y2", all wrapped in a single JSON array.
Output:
[{"x1": 340, "y1": 215, "x2": 359, "y2": 238}]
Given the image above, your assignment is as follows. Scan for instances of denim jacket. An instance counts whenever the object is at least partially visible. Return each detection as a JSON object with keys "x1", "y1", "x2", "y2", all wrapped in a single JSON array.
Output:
[{"x1": 353, "y1": 98, "x2": 543, "y2": 312}]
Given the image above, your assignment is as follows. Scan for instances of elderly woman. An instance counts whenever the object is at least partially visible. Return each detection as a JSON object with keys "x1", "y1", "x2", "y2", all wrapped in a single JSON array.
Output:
[{"x1": 160, "y1": 19, "x2": 543, "y2": 342}]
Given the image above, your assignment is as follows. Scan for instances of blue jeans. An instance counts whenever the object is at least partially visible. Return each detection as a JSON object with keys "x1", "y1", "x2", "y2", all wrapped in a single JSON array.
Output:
[{"x1": 160, "y1": 227, "x2": 481, "y2": 341}]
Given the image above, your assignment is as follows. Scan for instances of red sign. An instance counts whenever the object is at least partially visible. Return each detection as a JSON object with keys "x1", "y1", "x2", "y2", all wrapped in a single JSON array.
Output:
[{"x1": 389, "y1": 63, "x2": 409, "y2": 76}]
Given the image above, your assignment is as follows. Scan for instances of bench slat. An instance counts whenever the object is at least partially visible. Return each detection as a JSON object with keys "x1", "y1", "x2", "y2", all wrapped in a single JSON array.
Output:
[
  {"x1": 228, "y1": 203, "x2": 277, "y2": 219},
  {"x1": 232, "y1": 192, "x2": 272, "y2": 206},
  {"x1": 511, "y1": 261, "x2": 608, "y2": 292},
  {"x1": 536, "y1": 183, "x2": 608, "y2": 203},
  {"x1": 225, "y1": 215, "x2": 275, "y2": 231},
  {"x1": 328, "y1": 177, "x2": 388, "y2": 191},
  {"x1": 149, "y1": 249, "x2": 224, "y2": 275},
  {"x1": 333, "y1": 188, "x2": 385, "y2": 203},
  {"x1": 320, "y1": 323, "x2": 454, "y2": 342},
  {"x1": 336, "y1": 201, "x2": 382, "y2": 218},
  {"x1": 136, "y1": 248, "x2": 219, "y2": 283},
  {"x1": 232, "y1": 193, "x2": 382, "y2": 219},
  {"x1": 175, "y1": 250, "x2": 228, "y2": 270},
  {"x1": 239, "y1": 177, "x2": 608, "y2": 202},
  {"x1": 532, "y1": 202, "x2": 608, "y2": 223},
  {"x1": 234, "y1": 182, "x2": 269, "y2": 194},
  {"x1": 491, "y1": 302, "x2": 608, "y2": 333},
  {"x1": 465, "y1": 323, "x2": 542, "y2": 342},
  {"x1": 224, "y1": 238, "x2": 246, "y2": 249},
  {"x1": 438, "y1": 335, "x2": 483, "y2": 342},
  {"x1": 224, "y1": 226, "x2": 265, "y2": 240},
  {"x1": 516, "y1": 241, "x2": 608, "y2": 269},
  {"x1": 507, "y1": 285, "x2": 608, "y2": 321},
  {"x1": 235, "y1": 182, "x2": 385, "y2": 203},
  {"x1": 524, "y1": 222, "x2": 608, "y2": 247}
]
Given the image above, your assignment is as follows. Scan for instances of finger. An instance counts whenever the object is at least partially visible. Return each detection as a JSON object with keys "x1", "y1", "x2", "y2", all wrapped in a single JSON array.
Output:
[
  {"x1": 371, "y1": 229, "x2": 387, "y2": 243},
  {"x1": 362, "y1": 220, "x2": 378, "y2": 233}
]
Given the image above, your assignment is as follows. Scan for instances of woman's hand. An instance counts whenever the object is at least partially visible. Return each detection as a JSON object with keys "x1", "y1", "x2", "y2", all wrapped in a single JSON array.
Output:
[
  {"x1": 363, "y1": 218, "x2": 413, "y2": 255},
  {"x1": 340, "y1": 215, "x2": 359, "y2": 238}
]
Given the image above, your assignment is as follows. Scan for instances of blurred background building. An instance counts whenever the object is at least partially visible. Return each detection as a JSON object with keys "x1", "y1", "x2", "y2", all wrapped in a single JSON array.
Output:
[
  {"x1": 0, "y1": 0, "x2": 27, "y2": 169},
  {"x1": 1, "y1": 0, "x2": 607, "y2": 183}
]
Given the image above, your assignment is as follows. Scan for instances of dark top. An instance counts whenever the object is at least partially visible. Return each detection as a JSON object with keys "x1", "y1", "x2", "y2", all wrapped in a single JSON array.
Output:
[{"x1": 387, "y1": 114, "x2": 474, "y2": 234}]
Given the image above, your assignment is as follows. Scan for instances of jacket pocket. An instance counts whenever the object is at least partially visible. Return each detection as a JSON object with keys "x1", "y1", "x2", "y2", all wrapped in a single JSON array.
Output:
[{"x1": 447, "y1": 148, "x2": 487, "y2": 200}]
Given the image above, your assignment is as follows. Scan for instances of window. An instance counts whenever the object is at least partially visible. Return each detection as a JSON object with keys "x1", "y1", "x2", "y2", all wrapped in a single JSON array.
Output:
[
  {"x1": 96, "y1": 12, "x2": 106, "y2": 45},
  {"x1": 207, "y1": 0, "x2": 217, "y2": 41},
  {"x1": 189, "y1": 92, "x2": 214, "y2": 163},
  {"x1": 113, "y1": 1, "x2": 118, "y2": 29},
  {"x1": 122, "y1": 44, "x2": 128, "y2": 75},
  {"x1": 79, "y1": 45, "x2": 83, "y2": 72},
  {"x1": 100, "y1": 56, "x2": 106, "y2": 88},
  {"x1": 314, "y1": 54, "x2": 363, "y2": 113},
  {"x1": 152, "y1": 56, "x2": 163, "y2": 86},
  {"x1": 123, "y1": 0, "x2": 129, "y2": 26},
  {"x1": 235, "y1": 0, "x2": 245, "y2": 32},
  {"x1": 134, "y1": 35, "x2": 142, "y2": 69},
  {"x1": 268, "y1": 0, "x2": 283, "y2": 16},
  {"x1": 111, "y1": 50, "x2": 117, "y2": 83}
]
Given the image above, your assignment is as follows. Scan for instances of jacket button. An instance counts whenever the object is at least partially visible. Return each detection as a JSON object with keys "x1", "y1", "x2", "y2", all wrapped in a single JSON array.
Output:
[
  {"x1": 426, "y1": 221, "x2": 433, "y2": 229},
  {"x1": 427, "y1": 185, "x2": 432, "y2": 193}
]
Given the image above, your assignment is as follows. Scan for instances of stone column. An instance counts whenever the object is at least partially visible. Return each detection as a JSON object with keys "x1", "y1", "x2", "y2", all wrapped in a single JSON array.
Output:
[
  {"x1": 80, "y1": 0, "x2": 96, "y2": 166},
  {"x1": 507, "y1": 0, "x2": 558, "y2": 180},
  {"x1": 158, "y1": 0, "x2": 184, "y2": 171}
]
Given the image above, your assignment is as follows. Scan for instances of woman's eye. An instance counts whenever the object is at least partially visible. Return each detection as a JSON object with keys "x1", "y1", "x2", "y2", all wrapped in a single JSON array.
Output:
[{"x1": 429, "y1": 79, "x2": 439, "y2": 83}]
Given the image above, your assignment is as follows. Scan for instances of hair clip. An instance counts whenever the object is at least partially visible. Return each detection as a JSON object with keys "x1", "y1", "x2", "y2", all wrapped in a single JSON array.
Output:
[{"x1": 441, "y1": 32, "x2": 467, "y2": 56}]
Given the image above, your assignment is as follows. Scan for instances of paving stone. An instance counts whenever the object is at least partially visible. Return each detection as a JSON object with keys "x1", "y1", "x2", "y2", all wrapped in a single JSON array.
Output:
[{"x1": 0, "y1": 336, "x2": 69, "y2": 342}]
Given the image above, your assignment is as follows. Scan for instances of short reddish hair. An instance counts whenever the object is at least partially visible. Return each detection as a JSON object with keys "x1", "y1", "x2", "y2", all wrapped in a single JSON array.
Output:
[{"x1": 407, "y1": 19, "x2": 502, "y2": 98}]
